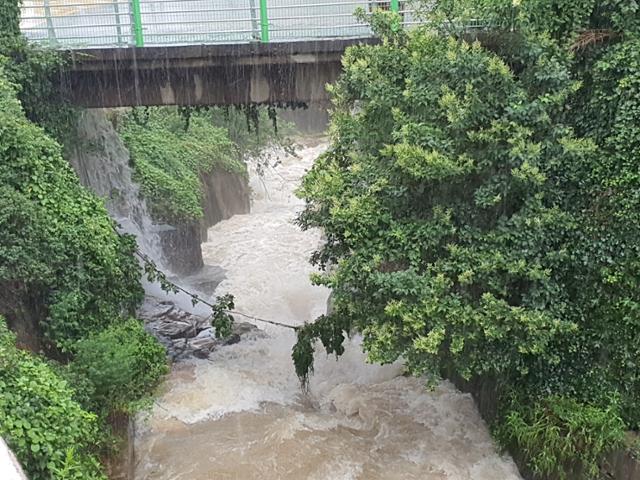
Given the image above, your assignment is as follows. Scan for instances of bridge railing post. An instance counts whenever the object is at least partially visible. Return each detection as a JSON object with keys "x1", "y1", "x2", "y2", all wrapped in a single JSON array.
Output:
[
  {"x1": 113, "y1": 0, "x2": 124, "y2": 46},
  {"x1": 130, "y1": 0, "x2": 144, "y2": 47},
  {"x1": 259, "y1": 0, "x2": 269, "y2": 43},
  {"x1": 43, "y1": 0, "x2": 58, "y2": 46},
  {"x1": 248, "y1": 0, "x2": 260, "y2": 41}
]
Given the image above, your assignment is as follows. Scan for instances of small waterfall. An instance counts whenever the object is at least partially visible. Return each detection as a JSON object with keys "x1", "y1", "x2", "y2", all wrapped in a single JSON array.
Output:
[
  {"x1": 68, "y1": 109, "x2": 165, "y2": 266},
  {"x1": 68, "y1": 109, "x2": 227, "y2": 318}
]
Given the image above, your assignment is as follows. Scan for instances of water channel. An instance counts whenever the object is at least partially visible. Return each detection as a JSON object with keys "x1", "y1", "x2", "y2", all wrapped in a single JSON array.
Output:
[{"x1": 134, "y1": 140, "x2": 522, "y2": 480}]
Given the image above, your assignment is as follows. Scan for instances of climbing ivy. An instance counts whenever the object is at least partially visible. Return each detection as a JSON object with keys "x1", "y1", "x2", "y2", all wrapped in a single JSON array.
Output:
[
  {"x1": 0, "y1": 7, "x2": 166, "y2": 475},
  {"x1": 0, "y1": 69, "x2": 144, "y2": 350},
  {"x1": 0, "y1": 0, "x2": 21, "y2": 38},
  {"x1": 0, "y1": 0, "x2": 76, "y2": 144},
  {"x1": 116, "y1": 107, "x2": 245, "y2": 224}
]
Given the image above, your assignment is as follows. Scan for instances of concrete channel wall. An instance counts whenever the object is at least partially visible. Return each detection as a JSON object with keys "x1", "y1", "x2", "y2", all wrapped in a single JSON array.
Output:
[{"x1": 0, "y1": 438, "x2": 28, "y2": 480}]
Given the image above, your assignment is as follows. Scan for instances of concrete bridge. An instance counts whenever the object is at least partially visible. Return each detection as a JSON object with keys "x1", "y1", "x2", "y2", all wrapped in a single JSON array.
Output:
[
  {"x1": 20, "y1": 0, "x2": 414, "y2": 107},
  {"x1": 56, "y1": 39, "x2": 371, "y2": 107}
]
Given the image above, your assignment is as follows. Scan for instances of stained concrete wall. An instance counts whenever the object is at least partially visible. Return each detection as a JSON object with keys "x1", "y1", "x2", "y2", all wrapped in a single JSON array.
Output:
[{"x1": 58, "y1": 39, "x2": 374, "y2": 108}]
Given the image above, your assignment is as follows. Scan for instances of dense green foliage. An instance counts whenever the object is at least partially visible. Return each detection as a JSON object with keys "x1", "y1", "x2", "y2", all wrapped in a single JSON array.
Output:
[
  {"x1": 0, "y1": 0, "x2": 75, "y2": 144},
  {"x1": 0, "y1": 3, "x2": 167, "y2": 477},
  {"x1": 0, "y1": 320, "x2": 106, "y2": 480},
  {"x1": 497, "y1": 396, "x2": 625, "y2": 479},
  {"x1": 295, "y1": 2, "x2": 640, "y2": 477},
  {"x1": 0, "y1": 71, "x2": 143, "y2": 350},
  {"x1": 116, "y1": 108, "x2": 245, "y2": 224},
  {"x1": 115, "y1": 107, "x2": 274, "y2": 223},
  {"x1": 117, "y1": 106, "x2": 293, "y2": 225},
  {"x1": 0, "y1": 0, "x2": 20, "y2": 37},
  {"x1": 69, "y1": 320, "x2": 168, "y2": 415}
]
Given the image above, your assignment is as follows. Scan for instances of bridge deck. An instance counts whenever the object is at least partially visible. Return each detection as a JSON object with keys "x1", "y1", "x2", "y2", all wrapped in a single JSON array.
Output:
[{"x1": 20, "y1": 0, "x2": 418, "y2": 49}]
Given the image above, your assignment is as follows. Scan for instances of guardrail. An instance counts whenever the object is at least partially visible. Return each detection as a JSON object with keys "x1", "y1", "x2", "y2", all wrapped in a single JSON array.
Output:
[{"x1": 19, "y1": 0, "x2": 417, "y2": 48}]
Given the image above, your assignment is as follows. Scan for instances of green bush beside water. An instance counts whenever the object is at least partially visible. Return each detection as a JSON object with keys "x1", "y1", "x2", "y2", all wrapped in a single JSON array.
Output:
[
  {"x1": 0, "y1": 3, "x2": 167, "y2": 477},
  {"x1": 294, "y1": 2, "x2": 640, "y2": 477}
]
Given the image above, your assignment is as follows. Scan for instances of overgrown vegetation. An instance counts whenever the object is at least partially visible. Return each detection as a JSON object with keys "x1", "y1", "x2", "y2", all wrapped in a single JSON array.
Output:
[
  {"x1": 0, "y1": 65, "x2": 143, "y2": 351},
  {"x1": 0, "y1": 2, "x2": 167, "y2": 477},
  {"x1": 69, "y1": 320, "x2": 168, "y2": 415},
  {"x1": 496, "y1": 396, "x2": 625, "y2": 479},
  {"x1": 116, "y1": 108, "x2": 244, "y2": 223},
  {"x1": 116, "y1": 106, "x2": 290, "y2": 225},
  {"x1": 0, "y1": 1, "x2": 75, "y2": 144},
  {"x1": 0, "y1": 319, "x2": 106, "y2": 480},
  {"x1": 294, "y1": 2, "x2": 640, "y2": 477}
]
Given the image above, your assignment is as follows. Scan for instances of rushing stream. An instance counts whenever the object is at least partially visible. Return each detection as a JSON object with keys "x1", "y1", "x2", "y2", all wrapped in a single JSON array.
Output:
[{"x1": 134, "y1": 140, "x2": 522, "y2": 480}]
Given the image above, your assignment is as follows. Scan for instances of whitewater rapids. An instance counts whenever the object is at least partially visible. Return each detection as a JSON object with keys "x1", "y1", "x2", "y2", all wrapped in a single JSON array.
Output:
[{"x1": 134, "y1": 140, "x2": 521, "y2": 480}]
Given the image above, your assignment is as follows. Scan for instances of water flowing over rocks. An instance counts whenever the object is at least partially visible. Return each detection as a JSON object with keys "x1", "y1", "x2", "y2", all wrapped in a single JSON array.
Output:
[
  {"x1": 139, "y1": 296, "x2": 263, "y2": 361},
  {"x1": 133, "y1": 142, "x2": 523, "y2": 480}
]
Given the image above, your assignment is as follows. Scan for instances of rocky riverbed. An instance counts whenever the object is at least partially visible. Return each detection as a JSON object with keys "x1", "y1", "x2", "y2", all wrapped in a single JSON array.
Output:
[{"x1": 140, "y1": 296, "x2": 264, "y2": 361}]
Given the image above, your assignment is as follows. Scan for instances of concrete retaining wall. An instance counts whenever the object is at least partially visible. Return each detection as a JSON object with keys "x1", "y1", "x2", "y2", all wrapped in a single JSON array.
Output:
[{"x1": 0, "y1": 437, "x2": 28, "y2": 480}]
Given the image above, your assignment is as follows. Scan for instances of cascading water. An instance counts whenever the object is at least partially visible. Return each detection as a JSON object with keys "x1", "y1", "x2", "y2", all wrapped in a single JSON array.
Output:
[
  {"x1": 69, "y1": 109, "x2": 166, "y2": 265},
  {"x1": 133, "y1": 140, "x2": 522, "y2": 480}
]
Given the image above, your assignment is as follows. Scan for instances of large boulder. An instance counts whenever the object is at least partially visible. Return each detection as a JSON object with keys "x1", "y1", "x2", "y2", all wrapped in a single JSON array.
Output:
[{"x1": 139, "y1": 296, "x2": 263, "y2": 361}]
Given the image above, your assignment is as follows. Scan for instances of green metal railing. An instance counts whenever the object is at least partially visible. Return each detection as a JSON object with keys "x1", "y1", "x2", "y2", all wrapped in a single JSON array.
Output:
[
  {"x1": 131, "y1": 0, "x2": 144, "y2": 46},
  {"x1": 20, "y1": 0, "x2": 416, "y2": 48}
]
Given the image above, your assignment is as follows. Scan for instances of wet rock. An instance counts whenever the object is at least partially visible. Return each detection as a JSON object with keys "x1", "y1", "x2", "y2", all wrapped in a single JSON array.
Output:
[
  {"x1": 195, "y1": 327, "x2": 214, "y2": 339},
  {"x1": 154, "y1": 319, "x2": 196, "y2": 339},
  {"x1": 139, "y1": 296, "x2": 261, "y2": 361},
  {"x1": 190, "y1": 335, "x2": 218, "y2": 358},
  {"x1": 232, "y1": 322, "x2": 257, "y2": 336},
  {"x1": 223, "y1": 333, "x2": 241, "y2": 346}
]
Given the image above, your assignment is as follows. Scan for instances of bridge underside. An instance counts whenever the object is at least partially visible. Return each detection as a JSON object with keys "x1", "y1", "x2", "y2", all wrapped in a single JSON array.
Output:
[{"x1": 59, "y1": 39, "x2": 372, "y2": 108}]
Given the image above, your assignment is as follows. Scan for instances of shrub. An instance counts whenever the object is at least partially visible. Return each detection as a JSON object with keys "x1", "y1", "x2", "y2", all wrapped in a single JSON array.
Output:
[
  {"x1": 69, "y1": 320, "x2": 168, "y2": 414},
  {"x1": 0, "y1": 319, "x2": 106, "y2": 480},
  {"x1": 496, "y1": 396, "x2": 625, "y2": 479}
]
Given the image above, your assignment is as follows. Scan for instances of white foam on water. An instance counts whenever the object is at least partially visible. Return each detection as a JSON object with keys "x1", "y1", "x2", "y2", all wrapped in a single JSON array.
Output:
[{"x1": 134, "y1": 141, "x2": 523, "y2": 480}]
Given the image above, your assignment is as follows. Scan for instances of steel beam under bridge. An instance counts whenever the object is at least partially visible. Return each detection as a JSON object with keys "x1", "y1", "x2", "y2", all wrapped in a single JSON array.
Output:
[{"x1": 58, "y1": 39, "x2": 374, "y2": 107}]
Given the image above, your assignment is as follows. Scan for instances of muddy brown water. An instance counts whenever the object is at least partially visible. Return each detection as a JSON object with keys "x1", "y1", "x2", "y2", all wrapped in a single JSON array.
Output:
[{"x1": 134, "y1": 143, "x2": 521, "y2": 480}]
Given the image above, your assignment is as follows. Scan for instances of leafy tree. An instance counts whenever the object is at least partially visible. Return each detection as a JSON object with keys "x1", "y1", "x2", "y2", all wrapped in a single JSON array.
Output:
[{"x1": 294, "y1": 4, "x2": 639, "y2": 476}]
